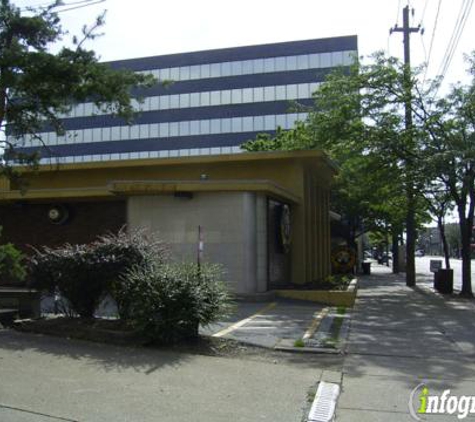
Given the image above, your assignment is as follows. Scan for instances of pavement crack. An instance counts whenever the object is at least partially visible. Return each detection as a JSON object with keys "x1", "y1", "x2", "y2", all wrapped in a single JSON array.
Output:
[{"x1": 0, "y1": 403, "x2": 79, "y2": 422}]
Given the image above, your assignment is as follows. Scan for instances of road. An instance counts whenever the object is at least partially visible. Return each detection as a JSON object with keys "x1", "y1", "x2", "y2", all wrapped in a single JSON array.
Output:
[{"x1": 416, "y1": 255, "x2": 475, "y2": 292}]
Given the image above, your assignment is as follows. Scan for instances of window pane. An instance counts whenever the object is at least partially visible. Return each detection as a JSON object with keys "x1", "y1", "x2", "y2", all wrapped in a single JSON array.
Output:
[
  {"x1": 150, "y1": 96, "x2": 159, "y2": 110},
  {"x1": 102, "y1": 127, "x2": 110, "y2": 141},
  {"x1": 286, "y1": 56, "x2": 297, "y2": 71},
  {"x1": 309, "y1": 53, "x2": 320, "y2": 68},
  {"x1": 343, "y1": 50, "x2": 355, "y2": 66},
  {"x1": 201, "y1": 64, "x2": 211, "y2": 78},
  {"x1": 190, "y1": 93, "x2": 200, "y2": 107},
  {"x1": 221, "y1": 118, "x2": 231, "y2": 133},
  {"x1": 286, "y1": 113, "x2": 299, "y2": 128},
  {"x1": 231, "y1": 61, "x2": 242, "y2": 76},
  {"x1": 331, "y1": 51, "x2": 342, "y2": 66},
  {"x1": 169, "y1": 122, "x2": 179, "y2": 137},
  {"x1": 242, "y1": 116, "x2": 253, "y2": 132},
  {"x1": 287, "y1": 84, "x2": 298, "y2": 99},
  {"x1": 242, "y1": 60, "x2": 253, "y2": 74},
  {"x1": 221, "y1": 90, "x2": 231, "y2": 103},
  {"x1": 231, "y1": 89, "x2": 242, "y2": 104},
  {"x1": 275, "y1": 57, "x2": 286, "y2": 72},
  {"x1": 190, "y1": 120, "x2": 200, "y2": 135},
  {"x1": 253, "y1": 58, "x2": 264, "y2": 73},
  {"x1": 264, "y1": 86, "x2": 275, "y2": 101},
  {"x1": 231, "y1": 117, "x2": 242, "y2": 132},
  {"x1": 170, "y1": 94, "x2": 179, "y2": 109},
  {"x1": 179, "y1": 121, "x2": 190, "y2": 136},
  {"x1": 320, "y1": 53, "x2": 331, "y2": 67},
  {"x1": 84, "y1": 103, "x2": 93, "y2": 116},
  {"x1": 276, "y1": 114, "x2": 286, "y2": 128},
  {"x1": 92, "y1": 128, "x2": 101, "y2": 142},
  {"x1": 180, "y1": 66, "x2": 190, "y2": 80},
  {"x1": 189, "y1": 65, "x2": 201, "y2": 79},
  {"x1": 159, "y1": 95, "x2": 170, "y2": 110},
  {"x1": 310, "y1": 82, "x2": 320, "y2": 94},
  {"x1": 264, "y1": 58, "x2": 275, "y2": 72},
  {"x1": 242, "y1": 88, "x2": 253, "y2": 103},
  {"x1": 159, "y1": 68, "x2": 171, "y2": 80},
  {"x1": 253, "y1": 87, "x2": 264, "y2": 102},
  {"x1": 169, "y1": 67, "x2": 180, "y2": 81},
  {"x1": 297, "y1": 54, "x2": 309, "y2": 70},
  {"x1": 210, "y1": 63, "x2": 221, "y2": 77},
  {"x1": 111, "y1": 126, "x2": 120, "y2": 139},
  {"x1": 264, "y1": 115, "x2": 276, "y2": 130},
  {"x1": 150, "y1": 123, "x2": 159, "y2": 138},
  {"x1": 276, "y1": 85, "x2": 286, "y2": 100},
  {"x1": 221, "y1": 62, "x2": 232, "y2": 76},
  {"x1": 130, "y1": 125, "x2": 140, "y2": 139},
  {"x1": 254, "y1": 115, "x2": 264, "y2": 131},
  {"x1": 140, "y1": 123, "x2": 149, "y2": 139},
  {"x1": 200, "y1": 91, "x2": 210, "y2": 106},
  {"x1": 83, "y1": 128, "x2": 92, "y2": 142},
  {"x1": 159, "y1": 122, "x2": 169, "y2": 137},
  {"x1": 200, "y1": 120, "x2": 210, "y2": 134},
  {"x1": 180, "y1": 93, "x2": 190, "y2": 108},
  {"x1": 210, "y1": 119, "x2": 221, "y2": 134},
  {"x1": 210, "y1": 91, "x2": 221, "y2": 106},
  {"x1": 298, "y1": 83, "x2": 310, "y2": 98}
]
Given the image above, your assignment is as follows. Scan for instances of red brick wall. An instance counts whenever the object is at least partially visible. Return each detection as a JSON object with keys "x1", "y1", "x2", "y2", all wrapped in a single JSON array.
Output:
[{"x1": 0, "y1": 200, "x2": 126, "y2": 253}]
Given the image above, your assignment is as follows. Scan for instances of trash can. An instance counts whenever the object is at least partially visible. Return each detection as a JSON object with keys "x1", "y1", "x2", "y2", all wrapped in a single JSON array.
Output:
[
  {"x1": 434, "y1": 269, "x2": 454, "y2": 294},
  {"x1": 362, "y1": 262, "x2": 371, "y2": 275}
]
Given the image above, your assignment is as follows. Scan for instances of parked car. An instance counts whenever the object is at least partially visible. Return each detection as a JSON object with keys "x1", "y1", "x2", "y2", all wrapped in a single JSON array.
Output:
[{"x1": 415, "y1": 250, "x2": 425, "y2": 257}]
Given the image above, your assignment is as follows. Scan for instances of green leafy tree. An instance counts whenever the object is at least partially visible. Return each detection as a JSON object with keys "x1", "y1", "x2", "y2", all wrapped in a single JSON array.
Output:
[
  {"x1": 416, "y1": 54, "x2": 475, "y2": 296},
  {"x1": 0, "y1": 0, "x2": 154, "y2": 179},
  {"x1": 243, "y1": 55, "x2": 430, "y2": 280}
]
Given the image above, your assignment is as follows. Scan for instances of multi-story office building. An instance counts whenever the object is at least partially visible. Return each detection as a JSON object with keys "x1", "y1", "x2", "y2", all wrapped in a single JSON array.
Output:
[{"x1": 17, "y1": 35, "x2": 357, "y2": 163}]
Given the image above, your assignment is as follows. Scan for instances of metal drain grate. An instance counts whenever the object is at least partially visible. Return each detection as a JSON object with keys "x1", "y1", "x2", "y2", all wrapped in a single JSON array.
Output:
[{"x1": 307, "y1": 381, "x2": 340, "y2": 422}]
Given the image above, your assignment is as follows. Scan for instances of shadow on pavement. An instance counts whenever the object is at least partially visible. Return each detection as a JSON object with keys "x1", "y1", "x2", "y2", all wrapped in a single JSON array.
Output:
[{"x1": 0, "y1": 329, "x2": 189, "y2": 375}]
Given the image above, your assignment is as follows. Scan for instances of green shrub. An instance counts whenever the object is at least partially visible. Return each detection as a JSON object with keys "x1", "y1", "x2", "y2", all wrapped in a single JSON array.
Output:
[
  {"x1": 0, "y1": 241, "x2": 27, "y2": 285},
  {"x1": 117, "y1": 263, "x2": 232, "y2": 344},
  {"x1": 29, "y1": 227, "x2": 167, "y2": 318}
]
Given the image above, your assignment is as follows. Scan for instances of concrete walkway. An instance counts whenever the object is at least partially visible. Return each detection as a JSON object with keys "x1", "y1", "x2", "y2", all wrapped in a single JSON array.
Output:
[{"x1": 337, "y1": 264, "x2": 475, "y2": 421}]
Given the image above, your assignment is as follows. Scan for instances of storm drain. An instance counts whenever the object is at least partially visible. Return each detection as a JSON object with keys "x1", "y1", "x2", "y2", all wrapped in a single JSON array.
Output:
[{"x1": 307, "y1": 381, "x2": 340, "y2": 422}]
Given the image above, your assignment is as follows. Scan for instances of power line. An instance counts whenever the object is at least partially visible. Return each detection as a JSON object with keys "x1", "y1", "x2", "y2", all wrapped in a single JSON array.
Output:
[
  {"x1": 19, "y1": 0, "x2": 104, "y2": 12},
  {"x1": 54, "y1": 0, "x2": 106, "y2": 13},
  {"x1": 419, "y1": 0, "x2": 430, "y2": 25},
  {"x1": 423, "y1": 0, "x2": 443, "y2": 83},
  {"x1": 437, "y1": 0, "x2": 474, "y2": 80}
]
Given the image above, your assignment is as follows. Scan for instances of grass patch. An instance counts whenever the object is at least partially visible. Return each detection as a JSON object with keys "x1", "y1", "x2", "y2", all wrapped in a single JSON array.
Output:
[
  {"x1": 293, "y1": 338, "x2": 305, "y2": 348},
  {"x1": 336, "y1": 306, "x2": 347, "y2": 315}
]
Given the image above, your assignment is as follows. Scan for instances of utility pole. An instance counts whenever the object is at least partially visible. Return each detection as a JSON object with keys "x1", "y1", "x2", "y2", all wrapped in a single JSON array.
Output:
[{"x1": 390, "y1": 6, "x2": 421, "y2": 287}]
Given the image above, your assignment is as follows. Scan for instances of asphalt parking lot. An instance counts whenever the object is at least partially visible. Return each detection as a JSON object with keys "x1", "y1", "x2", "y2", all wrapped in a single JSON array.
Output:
[{"x1": 201, "y1": 299, "x2": 326, "y2": 348}]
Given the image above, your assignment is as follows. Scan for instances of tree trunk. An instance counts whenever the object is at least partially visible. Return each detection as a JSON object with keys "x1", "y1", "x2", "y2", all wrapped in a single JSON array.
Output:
[
  {"x1": 459, "y1": 216, "x2": 473, "y2": 297},
  {"x1": 438, "y1": 217, "x2": 451, "y2": 269},
  {"x1": 406, "y1": 190, "x2": 417, "y2": 286},
  {"x1": 392, "y1": 230, "x2": 400, "y2": 274}
]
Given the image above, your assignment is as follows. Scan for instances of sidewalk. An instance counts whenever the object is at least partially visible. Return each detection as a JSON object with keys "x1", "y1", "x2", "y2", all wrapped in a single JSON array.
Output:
[{"x1": 336, "y1": 264, "x2": 475, "y2": 421}]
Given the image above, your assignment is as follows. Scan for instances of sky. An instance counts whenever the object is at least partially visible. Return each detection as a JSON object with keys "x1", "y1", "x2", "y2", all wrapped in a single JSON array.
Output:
[{"x1": 15, "y1": 0, "x2": 475, "y2": 92}]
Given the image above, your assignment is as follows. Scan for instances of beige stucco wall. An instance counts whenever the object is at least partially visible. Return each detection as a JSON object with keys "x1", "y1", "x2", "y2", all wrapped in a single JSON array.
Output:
[{"x1": 127, "y1": 192, "x2": 267, "y2": 294}]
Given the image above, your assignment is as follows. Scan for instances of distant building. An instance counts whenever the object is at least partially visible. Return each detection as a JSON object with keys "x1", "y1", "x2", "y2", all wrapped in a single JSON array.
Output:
[{"x1": 13, "y1": 36, "x2": 357, "y2": 163}]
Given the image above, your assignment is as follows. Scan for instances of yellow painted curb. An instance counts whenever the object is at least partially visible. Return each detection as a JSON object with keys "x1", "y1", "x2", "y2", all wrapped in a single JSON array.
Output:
[{"x1": 273, "y1": 279, "x2": 358, "y2": 307}]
